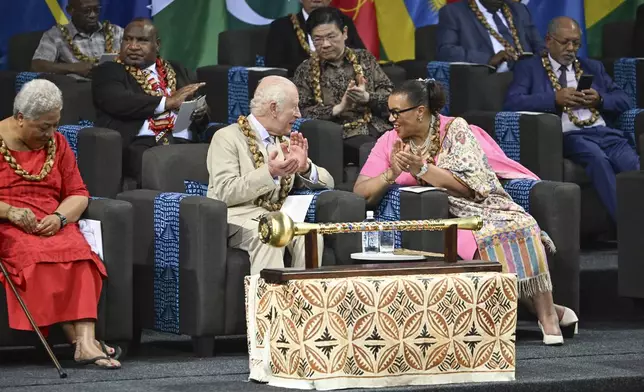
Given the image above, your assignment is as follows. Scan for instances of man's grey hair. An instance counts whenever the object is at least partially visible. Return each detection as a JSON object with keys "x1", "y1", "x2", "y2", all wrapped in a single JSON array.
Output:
[
  {"x1": 13, "y1": 79, "x2": 63, "y2": 120},
  {"x1": 547, "y1": 16, "x2": 581, "y2": 36},
  {"x1": 249, "y1": 76, "x2": 292, "y2": 116}
]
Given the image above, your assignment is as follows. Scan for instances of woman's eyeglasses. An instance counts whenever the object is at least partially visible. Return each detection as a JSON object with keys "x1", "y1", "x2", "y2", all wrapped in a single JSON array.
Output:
[{"x1": 388, "y1": 105, "x2": 420, "y2": 120}]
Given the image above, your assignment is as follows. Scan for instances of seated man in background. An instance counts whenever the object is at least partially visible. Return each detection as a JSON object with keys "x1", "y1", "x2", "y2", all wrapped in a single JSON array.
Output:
[
  {"x1": 32, "y1": 0, "x2": 123, "y2": 79},
  {"x1": 92, "y1": 18, "x2": 207, "y2": 186},
  {"x1": 207, "y1": 76, "x2": 334, "y2": 275},
  {"x1": 293, "y1": 7, "x2": 393, "y2": 166},
  {"x1": 437, "y1": 0, "x2": 543, "y2": 72},
  {"x1": 504, "y1": 16, "x2": 639, "y2": 222},
  {"x1": 266, "y1": 0, "x2": 364, "y2": 76}
]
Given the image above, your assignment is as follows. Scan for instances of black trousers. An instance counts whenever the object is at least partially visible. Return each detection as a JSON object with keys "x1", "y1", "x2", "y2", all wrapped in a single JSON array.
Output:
[{"x1": 125, "y1": 136, "x2": 193, "y2": 187}]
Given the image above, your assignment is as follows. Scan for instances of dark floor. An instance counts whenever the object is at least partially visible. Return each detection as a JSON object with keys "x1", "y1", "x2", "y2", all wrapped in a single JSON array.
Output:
[
  {"x1": 1, "y1": 322, "x2": 644, "y2": 392},
  {"x1": 1, "y1": 246, "x2": 643, "y2": 391}
]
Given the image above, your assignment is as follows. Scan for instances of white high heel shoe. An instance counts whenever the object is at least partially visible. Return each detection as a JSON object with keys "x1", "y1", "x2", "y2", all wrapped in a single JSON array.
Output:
[
  {"x1": 538, "y1": 321, "x2": 564, "y2": 346},
  {"x1": 559, "y1": 307, "x2": 579, "y2": 337}
]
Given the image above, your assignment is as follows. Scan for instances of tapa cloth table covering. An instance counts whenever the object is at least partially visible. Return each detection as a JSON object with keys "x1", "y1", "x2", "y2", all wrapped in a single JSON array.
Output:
[{"x1": 245, "y1": 272, "x2": 518, "y2": 390}]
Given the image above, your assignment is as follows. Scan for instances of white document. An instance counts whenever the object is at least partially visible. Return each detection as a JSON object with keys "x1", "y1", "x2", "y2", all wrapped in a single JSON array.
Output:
[
  {"x1": 98, "y1": 53, "x2": 118, "y2": 64},
  {"x1": 174, "y1": 95, "x2": 207, "y2": 131},
  {"x1": 78, "y1": 219, "x2": 104, "y2": 260},
  {"x1": 449, "y1": 62, "x2": 496, "y2": 71},
  {"x1": 399, "y1": 186, "x2": 446, "y2": 194},
  {"x1": 280, "y1": 195, "x2": 314, "y2": 223},
  {"x1": 245, "y1": 66, "x2": 284, "y2": 72}
]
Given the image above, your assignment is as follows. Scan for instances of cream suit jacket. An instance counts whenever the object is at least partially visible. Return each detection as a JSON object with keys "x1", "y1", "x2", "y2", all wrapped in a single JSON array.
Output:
[{"x1": 206, "y1": 122, "x2": 335, "y2": 235}]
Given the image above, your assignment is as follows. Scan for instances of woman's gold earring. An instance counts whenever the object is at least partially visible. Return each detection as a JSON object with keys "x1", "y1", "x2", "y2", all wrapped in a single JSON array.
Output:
[{"x1": 417, "y1": 117, "x2": 422, "y2": 122}]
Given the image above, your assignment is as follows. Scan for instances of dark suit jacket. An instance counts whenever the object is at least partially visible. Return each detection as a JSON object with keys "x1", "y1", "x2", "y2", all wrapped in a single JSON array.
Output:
[
  {"x1": 92, "y1": 60, "x2": 207, "y2": 148},
  {"x1": 503, "y1": 55, "x2": 633, "y2": 124},
  {"x1": 265, "y1": 11, "x2": 365, "y2": 77},
  {"x1": 437, "y1": 0, "x2": 544, "y2": 67}
]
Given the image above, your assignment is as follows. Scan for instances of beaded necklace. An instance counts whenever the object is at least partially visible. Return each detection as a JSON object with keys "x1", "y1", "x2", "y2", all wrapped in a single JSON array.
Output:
[
  {"x1": 238, "y1": 115, "x2": 292, "y2": 211},
  {"x1": 310, "y1": 48, "x2": 372, "y2": 130},
  {"x1": 541, "y1": 53, "x2": 600, "y2": 127},
  {"x1": 58, "y1": 21, "x2": 115, "y2": 63}
]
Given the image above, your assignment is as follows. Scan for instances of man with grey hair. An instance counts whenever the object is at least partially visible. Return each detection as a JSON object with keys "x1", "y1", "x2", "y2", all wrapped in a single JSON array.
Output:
[
  {"x1": 207, "y1": 75, "x2": 334, "y2": 274},
  {"x1": 504, "y1": 16, "x2": 639, "y2": 223}
]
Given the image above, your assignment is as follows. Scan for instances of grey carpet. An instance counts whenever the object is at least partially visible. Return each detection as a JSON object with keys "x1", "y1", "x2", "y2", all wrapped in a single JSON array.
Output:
[{"x1": 1, "y1": 322, "x2": 644, "y2": 392}]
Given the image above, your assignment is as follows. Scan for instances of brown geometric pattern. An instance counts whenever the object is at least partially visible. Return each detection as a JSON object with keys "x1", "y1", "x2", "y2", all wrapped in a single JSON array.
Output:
[{"x1": 245, "y1": 273, "x2": 517, "y2": 388}]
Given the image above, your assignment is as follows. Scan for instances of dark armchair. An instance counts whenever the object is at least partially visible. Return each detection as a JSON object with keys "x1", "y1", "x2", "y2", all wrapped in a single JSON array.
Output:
[
  {"x1": 0, "y1": 198, "x2": 134, "y2": 351},
  {"x1": 616, "y1": 134, "x2": 644, "y2": 301},
  {"x1": 117, "y1": 143, "x2": 365, "y2": 356},
  {"x1": 217, "y1": 27, "x2": 270, "y2": 67}
]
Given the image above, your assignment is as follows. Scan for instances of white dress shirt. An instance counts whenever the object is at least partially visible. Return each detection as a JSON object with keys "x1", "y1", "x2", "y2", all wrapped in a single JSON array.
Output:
[
  {"x1": 136, "y1": 63, "x2": 192, "y2": 140},
  {"x1": 248, "y1": 114, "x2": 319, "y2": 184},
  {"x1": 301, "y1": 9, "x2": 316, "y2": 52},
  {"x1": 548, "y1": 54, "x2": 606, "y2": 133},
  {"x1": 474, "y1": 0, "x2": 511, "y2": 73}
]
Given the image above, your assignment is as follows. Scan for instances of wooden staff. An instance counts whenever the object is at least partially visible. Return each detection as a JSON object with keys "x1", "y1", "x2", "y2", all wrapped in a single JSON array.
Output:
[{"x1": 0, "y1": 259, "x2": 67, "y2": 378}]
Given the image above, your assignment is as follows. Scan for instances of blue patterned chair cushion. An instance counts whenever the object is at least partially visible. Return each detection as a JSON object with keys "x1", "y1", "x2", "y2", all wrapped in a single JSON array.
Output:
[
  {"x1": 616, "y1": 108, "x2": 643, "y2": 149},
  {"x1": 494, "y1": 112, "x2": 521, "y2": 162},
  {"x1": 57, "y1": 123, "x2": 93, "y2": 158},
  {"x1": 255, "y1": 55, "x2": 265, "y2": 67},
  {"x1": 375, "y1": 186, "x2": 402, "y2": 248},
  {"x1": 291, "y1": 118, "x2": 310, "y2": 132},
  {"x1": 15, "y1": 72, "x2": 41, "y2": 93},
  {"x1": 183, "y1": 180, "x2": 326, "y2": 223},
  {"x1": 184, "y1": 180, "x2": 208, "y2": 196},
  {"x1": 503, "y1": 179, "x2": 538, "y2": 213},
  {"x1": 614, "y1": 58, "x2": 638, "y2": 108},
  {"x1": 427, "y1": 62, "x2": 451, "y2": 115},
  {"x1": 227, "y1": 67, "x2": 250, "y2": 124},
  {"x1": 153, "y1": 192, "x2": 190, "y2": 334}
]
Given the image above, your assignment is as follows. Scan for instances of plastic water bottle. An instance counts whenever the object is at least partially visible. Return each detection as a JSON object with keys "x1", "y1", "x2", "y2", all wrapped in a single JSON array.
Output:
[
  {"x1": 380, "y1": 229, "x2": 395, "y2": 253},
  {"x1": 362, "y1": 211, "x2": 380, "y2": 253}
]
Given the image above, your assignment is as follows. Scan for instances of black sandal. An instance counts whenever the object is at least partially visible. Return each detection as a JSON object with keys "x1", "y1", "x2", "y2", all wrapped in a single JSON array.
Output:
[
  {"x1": 98, "y1": 340, "x2": 122, "y2": 360},
  {"x1": 73, "y1": 355, "x2": 120, "y2": 369}
]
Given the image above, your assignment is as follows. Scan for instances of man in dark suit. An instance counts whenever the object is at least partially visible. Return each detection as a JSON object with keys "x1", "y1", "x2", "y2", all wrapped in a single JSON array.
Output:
[
  {"x1": 504, "y1": 16, "x2": 640, "y2": 222},
  {"x1": 92, "y1": 18, "x2": 207, "y2": 185},
  {"x1": 265, "y1": 0, "x2": 365, "y2": 76},
  {"x1": 437, "y1": 0, "x2": 544, "y2": 72}
]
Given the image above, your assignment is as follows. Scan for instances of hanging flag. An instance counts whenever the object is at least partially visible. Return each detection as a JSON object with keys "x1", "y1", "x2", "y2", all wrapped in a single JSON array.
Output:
[
  {"x1": 584, "y1": 0, "x2": 644, "y2": 58},
  {"x1": 152, "y1": 0, "x2": 227, "y2": 69},
  {"x1": 374, "y1": 0, "x2": 448, "y2": 62},
  {"x1": 332, "y1": 0, "x2": 380, "y2": 59},
  {"x1": 225, "y1": 0, "x2": 300, "y2": 30}
]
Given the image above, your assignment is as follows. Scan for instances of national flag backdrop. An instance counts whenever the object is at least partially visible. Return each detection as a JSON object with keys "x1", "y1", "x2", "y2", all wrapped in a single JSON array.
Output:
[{"x1": 3, "y1": 0, "x2": 644, "y2": 70}]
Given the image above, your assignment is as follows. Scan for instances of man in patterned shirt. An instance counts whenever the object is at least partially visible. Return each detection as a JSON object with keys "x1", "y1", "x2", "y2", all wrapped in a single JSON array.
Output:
[
  {"x1": 31, "y1": 0, "x2": 123, "y2": 79},
  {"x1": 293, "y1": 7, "x2": 393, "y2": 166}
]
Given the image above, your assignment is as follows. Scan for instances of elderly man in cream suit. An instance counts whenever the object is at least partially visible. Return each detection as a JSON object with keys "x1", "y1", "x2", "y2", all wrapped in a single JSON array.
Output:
[{"x1": 207, "y1": 76, "x2": 335, "y2": 275}]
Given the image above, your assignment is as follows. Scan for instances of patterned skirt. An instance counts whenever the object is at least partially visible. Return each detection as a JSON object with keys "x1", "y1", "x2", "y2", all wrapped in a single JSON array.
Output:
[{"x1": 476, "y1": 223, "x2": 554, "y2": 298}]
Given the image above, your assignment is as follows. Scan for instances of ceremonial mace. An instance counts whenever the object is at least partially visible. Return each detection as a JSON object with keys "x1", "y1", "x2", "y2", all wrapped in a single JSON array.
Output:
[
  {"x1": 258, "y1": 212, "x2": 483, "y2": 269},
  {"x1": 0, "y1": 259, "x2": 67, "y2": 378}
]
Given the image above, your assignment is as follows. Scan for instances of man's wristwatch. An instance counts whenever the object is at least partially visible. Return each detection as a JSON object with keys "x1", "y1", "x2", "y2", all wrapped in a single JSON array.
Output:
[
  {"x1": 416, "y1": 161, "x2": 429, "y2": 178},
  {"x1": 53, "y1": 212, "x2": 67, "y2": 228}
]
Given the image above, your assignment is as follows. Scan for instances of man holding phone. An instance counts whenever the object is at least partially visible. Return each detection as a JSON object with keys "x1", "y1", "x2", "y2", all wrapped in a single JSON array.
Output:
[{"x1": 503, "y1": 16, "x2": 639, "y2": 222}]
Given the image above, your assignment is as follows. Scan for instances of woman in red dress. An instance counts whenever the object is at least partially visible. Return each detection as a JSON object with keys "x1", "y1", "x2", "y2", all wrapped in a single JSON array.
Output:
[{"x1": 0, "y1": 80, "x2": 121, "y2": 369}]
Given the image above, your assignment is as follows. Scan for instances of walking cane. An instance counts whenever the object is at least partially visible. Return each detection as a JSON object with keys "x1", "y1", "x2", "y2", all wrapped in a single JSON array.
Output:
[{"x1": 0, "y1": 259, "x2": 67, "y2": 378}]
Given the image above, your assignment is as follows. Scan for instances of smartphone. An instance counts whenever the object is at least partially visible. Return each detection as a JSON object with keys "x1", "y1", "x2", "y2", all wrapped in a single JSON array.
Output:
[{"x1": 577, "y1": 74, "x2": 594, "y2": 91}]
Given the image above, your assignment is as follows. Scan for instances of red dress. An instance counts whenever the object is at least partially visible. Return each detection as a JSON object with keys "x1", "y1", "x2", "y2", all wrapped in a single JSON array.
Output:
[{"x1": 0, "y1": 132, "x2": 106, "y2": 333}]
